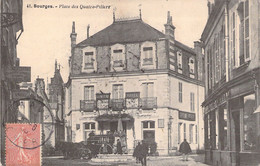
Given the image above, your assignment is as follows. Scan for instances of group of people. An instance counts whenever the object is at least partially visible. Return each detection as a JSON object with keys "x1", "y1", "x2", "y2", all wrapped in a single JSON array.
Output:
[
  {"x1": 132, "y1": 139, "x2": 191, "y2": 165},
  {"x1": 133, "y1": 141, "x2": 149, "y2": 166}
]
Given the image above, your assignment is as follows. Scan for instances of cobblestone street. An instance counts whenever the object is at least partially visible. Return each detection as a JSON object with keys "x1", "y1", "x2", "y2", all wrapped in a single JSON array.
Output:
[{"x1": 43, "y1": 154, "x2": 209, "y2": 166}]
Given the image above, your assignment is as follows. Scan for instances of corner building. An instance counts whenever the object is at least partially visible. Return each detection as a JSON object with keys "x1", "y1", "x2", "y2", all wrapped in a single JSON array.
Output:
[
  {"x1": 201, "y1": 0, "x2": 260, "y2": 165},
  {"x1": 65, "y1": 11, "x2": 205, "y2": 155}
]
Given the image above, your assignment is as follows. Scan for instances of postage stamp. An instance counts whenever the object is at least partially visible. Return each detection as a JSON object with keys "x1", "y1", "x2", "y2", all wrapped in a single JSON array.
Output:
[{"x1": 5, "y1": 123, "x2": 41, "y2": 166}]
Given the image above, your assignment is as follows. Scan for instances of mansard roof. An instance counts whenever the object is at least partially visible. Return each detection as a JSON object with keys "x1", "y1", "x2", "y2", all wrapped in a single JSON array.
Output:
[{"x1": 76, "y1": 19, "x2": 165, "y2": 47}]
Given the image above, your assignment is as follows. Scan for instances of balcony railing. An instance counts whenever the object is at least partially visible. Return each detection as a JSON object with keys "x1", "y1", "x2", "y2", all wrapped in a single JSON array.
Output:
[
  {"x1": 140, "y1": 97, "x2": 157, "y2": 110},
  {"x1": 80, "y1": 100, "x2": 96, "y2": 112},
  {"x1": 110, "y1": 99, "x2": 125, "y2": 111}
]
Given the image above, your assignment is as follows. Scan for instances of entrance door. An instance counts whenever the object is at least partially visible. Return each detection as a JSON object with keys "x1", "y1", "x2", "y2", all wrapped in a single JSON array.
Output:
[
  {"x1": 143, "y1": 130, "x2": 155, "y2": 143},
  {"x1": 110, "y1": 122, "x2": 117, "y2": 132},
  {"x1": 232, "y1": 111, "x2": 240, "y2": 152}
]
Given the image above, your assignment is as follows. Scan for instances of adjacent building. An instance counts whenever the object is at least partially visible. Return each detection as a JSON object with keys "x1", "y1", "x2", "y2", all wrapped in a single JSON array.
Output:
[
  {"x1": 65, "y1": 11, "x2": 205, "y2": 155},
  {"x1": 201, "y1": 0, "x2": 260, "y2": 165},
  {"x1": 0, "y1": 0, "x2": 31, "y2": 164},
  {"x1": 47, "y1": 61, "x2": 65, "y2": 146}
]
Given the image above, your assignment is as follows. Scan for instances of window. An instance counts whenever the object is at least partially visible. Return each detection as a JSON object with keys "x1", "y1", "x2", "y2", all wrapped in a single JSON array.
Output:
[
  {"x1": 178, "y1": 82, "x2": 182, "y2": 103},
  {"x1": 141, "y1": 42, "x2": 156, "y2": 69},
  {"x1": 111, "y1": 44, "x2": 125, "y2": 70},
  {"x1": 231, "y1": 12, "x2": 236, "y2": 67},
  {"x1": 84, "y1": 122, "x2": 95, "y2": 141},
  {"x1": 177, "y1": 51, "x2": 182, "y2": 69},
  {"x1": 195, "y1": 125, "x2": 198, "y2": 144},
  {"x1": 238, "y1": 0, "x2": 250, "y2": 64},
  {"x1": 188, "y1": 58, "x2": 195, "y2": 74},
  {"x1": 219, "y1": 105, "x2": 228, "y2": 150},
  {"x1": 85, "y1": 122, "x2": 95, "y2": 130},
  {"x1": 112, "y1": 84, "x2": 123, "y2": 99},
  {"x1": 189, "y1": 124, "x2": 194, "y2": 143},
  {"x1": 143, "y1": 47, "x2": 153, "y2": 65},
  {"x1": 243, "y1": 94, "x2": 257, "y2": 151},
  {"x1": 142, "y1": 121, "x2": 155, "y2": 129},
  {"x1": 113, "y1": 49, "x2": 124, "y2": 67},
  {"x1": 158, "y1": 119, "x2": 164, "y2": 128},
  {"x1": 183, "y1": 123, "x2": 186, "y2": 140},
  {"x1": 142, "y1": 82, "x2": 154, "y2": 98},
  {"x1": 82, "y1": 46, "x2": 96, "y2": 72},
  {"x1": 84, "y1": 86, "x2": 94, "y2": 100},
  {"x1": 84, "y1": 52, "x2": 94, "y2": 69},
  {"x1": 178, "y1": 123, "x2": 182, "y2": 144},
  {"x1": 190, "y1": 92, "x2": 195, "y2": 112}
]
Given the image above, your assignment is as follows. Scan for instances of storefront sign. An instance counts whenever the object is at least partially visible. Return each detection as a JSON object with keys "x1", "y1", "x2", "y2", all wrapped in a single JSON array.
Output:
[
  {"x1": 96, "y1": 93, "x2": 110, "y2": 110},
  {"x1": 125, "y1": 92, "x2": 139, "y2": 108},
  {"x1": 6, "y1": 67, "x2": 31, "y2": 83},
  {"x1": 179, "y1": 111, "x2": 195, "y2": 121}
]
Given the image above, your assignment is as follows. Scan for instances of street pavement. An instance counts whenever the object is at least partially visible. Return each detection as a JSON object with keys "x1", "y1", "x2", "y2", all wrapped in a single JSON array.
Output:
[{"x1": 43, "y1": 154, "x2": 209, "y2": 166}]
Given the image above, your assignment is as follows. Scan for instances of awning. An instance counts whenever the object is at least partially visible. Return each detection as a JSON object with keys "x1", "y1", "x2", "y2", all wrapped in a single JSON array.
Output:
[{"x1": 95, "y1": 114, "x2": 134, "y2": 122}]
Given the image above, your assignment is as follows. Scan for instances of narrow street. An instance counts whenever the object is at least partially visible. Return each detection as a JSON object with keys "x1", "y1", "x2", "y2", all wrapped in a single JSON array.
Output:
[{"x1": 43, "y1": 154, "x2": 209, "y2": 166}]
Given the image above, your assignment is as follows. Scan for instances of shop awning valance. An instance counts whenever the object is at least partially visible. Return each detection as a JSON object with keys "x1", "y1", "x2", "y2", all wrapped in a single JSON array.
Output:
[{"x1": 95, "y1": 114, "x2": 134, "y2": 122}]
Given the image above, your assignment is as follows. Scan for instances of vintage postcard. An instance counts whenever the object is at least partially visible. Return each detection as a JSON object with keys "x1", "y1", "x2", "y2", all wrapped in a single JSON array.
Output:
[{"x1": 1, "y1": 0, "x2": 259, "y2": 166}]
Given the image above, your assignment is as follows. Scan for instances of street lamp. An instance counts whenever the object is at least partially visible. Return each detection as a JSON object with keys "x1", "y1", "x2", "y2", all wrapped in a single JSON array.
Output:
[{"x1": 168, "y1": 116, "x2": 173, "y2": 155}]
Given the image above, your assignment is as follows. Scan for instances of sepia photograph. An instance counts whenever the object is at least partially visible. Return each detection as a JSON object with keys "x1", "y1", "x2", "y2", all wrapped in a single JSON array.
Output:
[{"x1": 0, "y1": 0, "x2": 259, "y2": 165}]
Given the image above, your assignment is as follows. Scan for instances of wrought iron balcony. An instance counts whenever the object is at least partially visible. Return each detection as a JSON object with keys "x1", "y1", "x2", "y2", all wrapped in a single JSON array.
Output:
[
  {"x1": 80, "y1": 100, "x2": 96, "y2": 112},
  {"x1": 140, "y1": 97, "x2": 157, "y2": 110},
  {"x1": 110, "y1": 99, "x2": 125, "y2": 111}
]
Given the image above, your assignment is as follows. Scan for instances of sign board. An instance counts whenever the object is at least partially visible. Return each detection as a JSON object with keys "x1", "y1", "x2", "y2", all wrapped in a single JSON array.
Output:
[
  {"x1": 126, "y1": 92, "x2": 140, "y2": 109},
  {"x1": 6, "y1": 67, "x2": 31, "y2": 83},
  {"x1": 179, "y1": 111, "x2": 195, "y2": 121},
  {"x1": 12, "y1": 89, "x2": 31, "y2": 100},
  {"x1": 96, "y1": 93, "x2": 110, "y2": 110}
]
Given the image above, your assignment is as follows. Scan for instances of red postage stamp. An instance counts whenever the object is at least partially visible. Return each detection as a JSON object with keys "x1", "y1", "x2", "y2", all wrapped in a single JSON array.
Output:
[{"x1": 5, "y1": 123, "x2": 41, "y2": 166}]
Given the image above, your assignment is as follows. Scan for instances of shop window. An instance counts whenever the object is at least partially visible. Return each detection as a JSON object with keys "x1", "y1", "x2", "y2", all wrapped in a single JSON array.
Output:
[
  {"x1": 243, "y1": 94, "x2": 257, "y2": 151},
  {"x1": 219, "y1": 106, "x2": 228, "y2": 150},
  {"x1": 189, "y1": 124, "x2": 194, "y2": 143},
  {"x1": 142, "y1": 121, "x2": 155, "y2": 143}
]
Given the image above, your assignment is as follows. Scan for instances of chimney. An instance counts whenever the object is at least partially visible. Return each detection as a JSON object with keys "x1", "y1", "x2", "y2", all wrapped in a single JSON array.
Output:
[
  {"x1": 194, "y1": 41, "x2": 204, "y2": 81},
  {"x1": 87, "y1": 24, "x2": 90, "y2": 38},
  {"x1": 70, "y1": 21, "x2": 77, "y2": 48},
  {"x1": 164, "y1": 11, "x2": 175, "y2": 40}
]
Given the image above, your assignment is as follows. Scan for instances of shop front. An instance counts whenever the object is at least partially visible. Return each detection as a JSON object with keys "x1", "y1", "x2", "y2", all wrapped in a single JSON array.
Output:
[{"x1": 204, "y1": 75, "x2": 260, "y2": 166}]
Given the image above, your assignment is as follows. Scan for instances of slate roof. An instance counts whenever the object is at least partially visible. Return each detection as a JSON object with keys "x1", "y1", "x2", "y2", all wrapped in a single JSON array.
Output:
[
  {"x1": 174, "y1": 40, "x2": 196, "y2": 54},
  {"x1": 76, "y1": 18, "x2": 195, "y2": 55},
  {"x1": 76, "y1": 19, "x2": 165, "y2": 47}
]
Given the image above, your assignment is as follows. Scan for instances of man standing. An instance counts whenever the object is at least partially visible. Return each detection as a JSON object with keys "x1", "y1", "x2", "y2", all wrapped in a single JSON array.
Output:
[
  {"x1": 179, "y1": 139, "x2": 192, "y2": 161},
  {"x1": 116, "y1": 139, "x2": 122, "y2": 154},
  {"x1": 140, "y1": 140, "x2": 148, "y2": 166}
]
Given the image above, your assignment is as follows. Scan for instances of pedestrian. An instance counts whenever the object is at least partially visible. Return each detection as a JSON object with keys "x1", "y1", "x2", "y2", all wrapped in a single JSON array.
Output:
[
  {"x1": 116, "y1": 139, "x2": 122, "y2": 154},
  {"x1": 133, "y1": 142, "x2": 141, "y2": 163},
  {"x1": 179, "y1": 139, "x2": 192, "y2": 161},
  {"x1": 140, "y1": 140, "x2": 148, "y2": 166}
]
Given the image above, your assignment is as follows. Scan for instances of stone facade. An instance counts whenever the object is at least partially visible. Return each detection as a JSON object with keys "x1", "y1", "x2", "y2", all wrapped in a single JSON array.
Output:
[{"x1": 65, "y1": 11, "x2": 205, "y2": 155}]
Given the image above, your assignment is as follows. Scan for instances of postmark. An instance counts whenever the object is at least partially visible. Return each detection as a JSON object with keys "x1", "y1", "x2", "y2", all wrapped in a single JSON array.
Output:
[
  {"x1": 5, "y1": 123, "x2": 41, "y2": 166},
  {"x1": 3, "y1": 97, "x2": 55, "y2": 149}
]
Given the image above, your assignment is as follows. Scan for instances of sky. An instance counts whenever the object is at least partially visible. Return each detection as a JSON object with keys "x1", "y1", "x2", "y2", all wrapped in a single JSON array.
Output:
[{"x1": 17, "y1": 0, "x2": 208, "y2": 85}]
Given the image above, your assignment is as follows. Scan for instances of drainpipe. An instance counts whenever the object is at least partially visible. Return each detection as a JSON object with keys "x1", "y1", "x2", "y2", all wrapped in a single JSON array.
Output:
[{"x1": 224, "y1": 1, "x2": 229, "y2": 82}]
